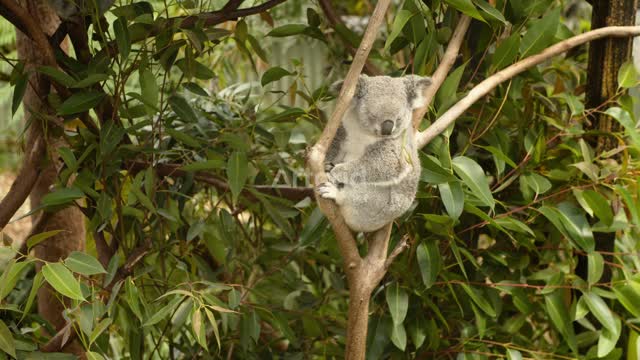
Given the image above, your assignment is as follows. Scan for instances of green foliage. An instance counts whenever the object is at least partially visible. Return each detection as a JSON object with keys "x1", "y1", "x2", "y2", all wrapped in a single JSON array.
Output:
[{"x1": 1, "y1": 0, "x2": 640, "y2": 359}]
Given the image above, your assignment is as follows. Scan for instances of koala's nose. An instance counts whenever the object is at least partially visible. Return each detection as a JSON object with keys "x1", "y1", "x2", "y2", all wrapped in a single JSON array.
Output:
[{"x1": 381, "y1": 120, "x2": 394, "y2": 135}]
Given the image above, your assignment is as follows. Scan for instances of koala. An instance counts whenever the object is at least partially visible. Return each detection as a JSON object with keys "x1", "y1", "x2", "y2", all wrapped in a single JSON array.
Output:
[{"x1": 316, "y1": 74, "x2": 431, "y2": 233}]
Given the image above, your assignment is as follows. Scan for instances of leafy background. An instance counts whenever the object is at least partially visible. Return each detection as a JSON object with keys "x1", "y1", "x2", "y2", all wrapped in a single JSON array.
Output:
[{"x1": 1, "y1": 0, "x2": 640, "y2": 359}]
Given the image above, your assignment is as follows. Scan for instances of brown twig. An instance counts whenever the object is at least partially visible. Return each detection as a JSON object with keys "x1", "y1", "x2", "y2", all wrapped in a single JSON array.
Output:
[
  {"x1": 317, "y1": 0, "x2": 382, "y2": 75},
  {"x1": 416, "y1": 25, "x2": 640, "y2": 149},
  {"x1": 0, "y1": 136, "x2": 44, "y2": 231},
  {"x1": 412, "y1": 15, "x2": 471, "y2": 128}
]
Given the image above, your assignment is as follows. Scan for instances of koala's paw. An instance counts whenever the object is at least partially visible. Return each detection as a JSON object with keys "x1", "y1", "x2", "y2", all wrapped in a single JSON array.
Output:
[
  {"x1": 316, "y1": 182, "x2": 338, "y2": 200},
  {"x1": 324, "y1": 162, "x2": 335, "y2": 172}
]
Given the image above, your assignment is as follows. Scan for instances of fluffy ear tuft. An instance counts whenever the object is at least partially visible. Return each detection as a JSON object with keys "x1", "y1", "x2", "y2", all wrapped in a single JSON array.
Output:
[
  {"x1": 330, "y1": 75, "x2": 368, "y2": 99},
  {"x1": 405, "y1": 75, "x2": 432, "y2": 109}
]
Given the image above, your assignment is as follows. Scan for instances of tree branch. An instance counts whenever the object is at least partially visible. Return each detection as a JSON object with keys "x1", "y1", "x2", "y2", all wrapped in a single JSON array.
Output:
[
  {"x1": 306, "y1": 1, "x2": 392, "y2": 358},
  {"x1": 0, "y1": 135, "x2": 44, "y2": 231},
  {"x1": 126, "y1": 160, "x2": 313, "y2": 202},
  {"x1": 318, "y1": 0, "x2": 382, "y2": 76},
  {"x1": 0, "y1": 0, "x2": 56, "y2": 66},
  {"x1": 412, "y1": 15, "x2": 471, "y2": 128},
  {"x1": 416, "y1": 25, "x2": 640, "y2": 148}
]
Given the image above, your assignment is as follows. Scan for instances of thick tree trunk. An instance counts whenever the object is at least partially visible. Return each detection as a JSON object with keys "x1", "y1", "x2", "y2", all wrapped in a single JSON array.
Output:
[
  {"x1": 580, "y1": 0, "x2": 638, "y2": 286},
  {"x1": 16, "y1": 0, "x2": 86, "y2": 355},
  {"x1": 586, "y1": 0, "x2": 638, "y2": 151}
]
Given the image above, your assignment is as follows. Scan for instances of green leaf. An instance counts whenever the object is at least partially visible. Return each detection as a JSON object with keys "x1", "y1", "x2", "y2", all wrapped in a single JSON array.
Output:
[
  {"x1": 144, "y1": 297, "x2": 182, "y2": 326},
  {"x1": 227, "y1": 152, "x2": 248, "y2": 205},
  {"x1": 539, "y1": 203, "x2": 594, "y2": 252},
  {"x1": 266, "y1": 24, "x2": 307, "y2": 37},
  {"x1": 438, "y1": 181, "x2": 464, "y2": 219},
  {"x1": 21, "y1": 271, "x2": 44, "y2": 321},
  {"x1": 181, "y1": 159, "x2": 224, "y2": 172},
  {"x1": 588, "y1": 252, "x2": 604, "y2": 285},
  {"x1": 42, "y1": 262, "x2": 84, "y2": 300},
  {"x1": 452, "y1": 156, "x2": 495, "y2": 209},
  {"x1": 544, "y1": 290, "x2": 577, "y2": 353},
  {"x1": 386, "y1": 283, "x2": 409, "y2": 325},
  {"x1": 87, "y1": 352, "x2": 107, "y2": 360},
  {"x1": 436, "y1": 64, "x2": 466, "y2": 112},
  {"x1": 114, "y1": 17, "x2": 131, "y2": 60},
  {"x1": 521, "y1": 173, "x2": 552, "y2": 195},
  {"x1": 384, "y1": 10, "x2": 414, "y2": 51},
  {"x1": 89, "y1": 318, "x2": 112, "y2": 344},
  {"x1": 582, "y1": 190, "x2": 614, "y2": 226},
  {"x1": 192, "y1": 306, "x2": 206, "y2": 348},
  {"x1": 492, "y1": 32, "x2": 521, "y2": 70},
  {"x1": 583, "y1": 292, "x2": 617, "y2": 334},
  {"x1": 613, "y1": 280, "x2": 640, "y2": 318},
  {"x1": 38, "y1": 66, "x2": 76, "y2": 87},
  {"x1": 168, "y1": 95, "x2": 198, "y2": 123},
  {"x1": 57, "y1": 91, "x2": 106, "y2": 115},
  {"x1": 261, "y1": 67, "x2": 294, "y2": 87},
  {"x1": 628, "y1": 331, "x2": 640, "y2": 360},
  {"x1": 12, "y1": 73, "x2": 27, "y2": 116},
  {"x1": 416, "y1": 242, "x2": 441, "y2": 288},
  {"x1": 140, "y1": 68, "x2": 158, "y2": 114},
  {"x1": 182, "y1": 82, "x2": 208, "y2": 96},
  {"x1": 460, "y1": 284, "x2": 496, "y2": 317},
  {"x1": 556, "y1": 202, "x2": 595, "y2": 252},
  {"x1": 0, "y1": 259, "x2": 32, "y2": 300},
  {"x1": 27, "y1": 230, "x2": 64, "y2": 251},
  {"x1": 506, "y1": 349, "x2": 523, "y2": 360},
  {"x1": 71, "y1": 73, "x2": 109, "y2": 88},
  {"x1": 598, "y1": 316, "x2": 621, "y2": 357},
  {"x1": 0, "y1": 320, "x2": 16, "y2": 359},
  {"x1": 605, "y1": 107, "x2": 640, "y2": 148},
  {"x1": 443, "y1": 0, "x2": 484, "y2": 21},
  {"x1": 618, "y1": 61, "x2": 639, "y2": 88},
  {"x1": 476, "y1": 0, "x2": 506, "y2": 23},
  {"x1": 420, "y1": 156, "x2": 456, "y2": 184},
  {"x1": 520, "y1": 8, "x2": 560, "y2": 57},
  {"x1": 65, "y1": 251, "x2": 107, "y2": 276},
  {"x1": 390, "y1": 322, "x2": 407, "y2": 351},
  {"x1": 165, "y1": 127, "x2": 201, "y2": 148},
  {"x1": 41, "y1": 187, "x2": 85, "y2": 207}
]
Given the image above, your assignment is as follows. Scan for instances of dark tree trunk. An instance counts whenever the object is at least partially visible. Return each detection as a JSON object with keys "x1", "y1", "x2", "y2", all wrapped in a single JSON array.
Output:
[
  {"x1": 16, "y1": 0, "x2": 86, "y2": 356},
  {"x1": 579, "y1": 0, "x2": 638, "y2": 285},
  {"x1": 585, "y1": 0, "x2": 639, "y2": 151}
]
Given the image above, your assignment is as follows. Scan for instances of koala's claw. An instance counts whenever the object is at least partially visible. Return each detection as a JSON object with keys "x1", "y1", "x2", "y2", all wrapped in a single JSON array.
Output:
[
  {"x1": 324, "y1": 162, "x2": 335, "y2": 172},
  {"x1": 316, "y1": 182, "x2": 338, "y2": 200}
]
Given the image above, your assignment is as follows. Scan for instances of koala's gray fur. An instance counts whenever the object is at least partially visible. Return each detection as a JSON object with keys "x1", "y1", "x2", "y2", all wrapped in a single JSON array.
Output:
[{"x1": 317, "y1": 74, "x2": 431, "y2": 232}]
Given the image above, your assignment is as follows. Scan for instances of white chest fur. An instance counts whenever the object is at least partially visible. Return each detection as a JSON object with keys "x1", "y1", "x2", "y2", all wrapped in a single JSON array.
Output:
[{"x1": 340, "y1": 107, "x2": 379, "y2": 162}]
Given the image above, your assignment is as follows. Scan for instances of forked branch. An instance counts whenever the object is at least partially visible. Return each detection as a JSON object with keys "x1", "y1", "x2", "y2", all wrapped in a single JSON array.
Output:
[{"x1": 416, "y1": 25, "x2": 640, "y2": 148}]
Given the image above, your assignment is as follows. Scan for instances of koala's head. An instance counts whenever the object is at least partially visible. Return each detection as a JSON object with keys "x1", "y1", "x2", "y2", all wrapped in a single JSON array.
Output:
[{"x1": 332, "y1": 74, "x2": 432, "y2": 137}]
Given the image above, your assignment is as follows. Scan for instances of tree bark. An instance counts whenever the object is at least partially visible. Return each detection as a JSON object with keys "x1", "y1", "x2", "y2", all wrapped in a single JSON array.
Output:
[
  {"x1": 16, "y1": 0, "x2": 86, "y2": 355},
  {"x1": 586, "y1": 0, "x2": 638, "y2": 151}
]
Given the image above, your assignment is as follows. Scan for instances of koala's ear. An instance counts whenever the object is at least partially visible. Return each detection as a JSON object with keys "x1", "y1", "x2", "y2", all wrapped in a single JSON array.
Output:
[
  {"x1": 330, "y1": 75, "x2": 368, "y2": 99},
  {"x1": 405, "y1": 75, "x2": 432, "y2": 109}
]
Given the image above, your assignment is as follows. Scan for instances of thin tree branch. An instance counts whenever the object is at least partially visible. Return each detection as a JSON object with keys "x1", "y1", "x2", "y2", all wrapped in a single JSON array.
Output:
[
  {"x1": 0, "y1": 0, "x2": 56, "y2": 66},
  {"x1": 416, "y1": 25, "x2": 640, "y2": 148},
  {"x1": 385, "y1": 235, "x2": 410, "y2": 269},
  {"x1": 0, "y1": 136, "x2": 44, "y2": 231},
  {"x1": 412, "y1": 15, "x2": 471, "y2": 128},
  {"x1": 126, "y1": 160, "x2": 313, "y2": 202},
  {"x1": 318, "y1": 0, "x2": 382, "y2": 76}
]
